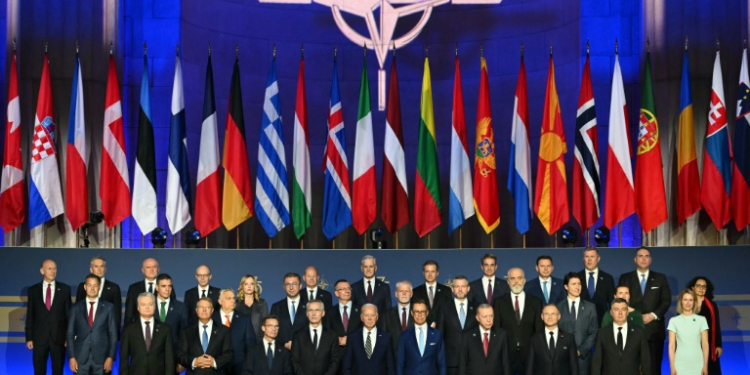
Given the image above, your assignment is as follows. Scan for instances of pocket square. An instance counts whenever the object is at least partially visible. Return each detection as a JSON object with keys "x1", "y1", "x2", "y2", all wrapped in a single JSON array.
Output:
[
  {"x1": 563, "y1": 346, "x2": 568, "y2": 349},
  {"x1": 429, "y1": 342, "x2": 436, "y2": 346},
  {"x1": 650, "y1": 287, "x2": 659, "y2": 289}
]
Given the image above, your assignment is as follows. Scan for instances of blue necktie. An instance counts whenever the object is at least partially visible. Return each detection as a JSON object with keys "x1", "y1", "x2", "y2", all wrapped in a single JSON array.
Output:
[
  {"x1": 291, "y1": 301, "x2": 296, "y2": 324},
  {"x1": 640, "y1": 274, "x2": 646, "y2": 295},
  {"x1": 459, "y1": 303, "x2": 466, "y2": 328},
  {"x1": 267, "y1": 342, "x2": 274, "y2": 369},
  {"x1": 588, "y1": 272, "x2": 595, "y2": 298},
  {"x1": 418, "y1": 327, "x2": 425, "y2": 356},
  {"x1": 202, "y1": 325, "x2": 209, "y2": 353},
  {"x1": 543, "y1": 281, "x2": 549, "y2": 304}
]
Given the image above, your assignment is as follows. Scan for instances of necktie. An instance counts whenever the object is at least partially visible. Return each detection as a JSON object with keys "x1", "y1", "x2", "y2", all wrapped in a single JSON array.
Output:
[
  {"x1": 312, "y1": 329, "x2": 318, "y2": 350},
  {"x1": 202, "y1": 289, "x2": 207, "y2": 298},
  {"x1": 617, "y1": 327, "x2": 624, "y2": 354},
  {"x1": 267, "y1": 342, "x2": 274, "y2": 369},
  {"x1": 571, "y1": 301, "x2": 577, "y2": 321},
  {"x1": 225, "y1": 314, "x2": 231, "y2": 327},
  {"x1": 588, "y1": 272, "x2": 596, "y2": 298},
  {"x1": 428, "y1": 286, "x2": 434, "y2": 308},
  {"x1": 343, "y1": 306, "x2": 349, "y2": 332},
  {"x1": 459, "y1": 303, "x2": 466, "y2": 329},
  {"x1": 45, "y1": 284, "x2": 52, "y2": 310},
  {"x1": 88, "y1": 301, "x2": 95, "y2": 328},
  {"x1": 549, "y1": 331, "x2": 555, "y2": 357},
  {"x1": 367, "y1": 281, "x2": 373, "y2": 303},
  {"x1": 290, "y1": 301, "x2": 296, "y2": 324},
  {"x1": 483, "y1": 332, "x2": 489, "y2": 357},
  {"x1": 310, "y1": 290, "x2": 314, "y2": 301},
  {"x1": 418, "y1": 327, "x2": 425, "y2": 356},
  {"x1": 640, "y1": 274, "x2": 646, "y2": 295},
  {"x1": 148, "y1": 282, "x2": 153, "y2": 294},
  {"x1": 202, "y1": 325, "x2": 209, "y2": 353},
  {"x1": 543, "y1": 281, "x2": 549, "y2": 304},
  {"x1": 160, "y1": 301, "x2": 167, "y2": 322},
  {"x1": 145, "y1": 321, "x2": 152, "y2": 351},
  {"x1": 401, "y1": 307, "x2": 407, "y2": 331},
  {"x1": 514, "y1": 295, "x2": 521, "y2": 323},
  {"x1": 487, "y1": 279, "x2": 493, "y2": 304},
  {"x1": 365, "y1": 331, "x2": 373, "y2": 359}
]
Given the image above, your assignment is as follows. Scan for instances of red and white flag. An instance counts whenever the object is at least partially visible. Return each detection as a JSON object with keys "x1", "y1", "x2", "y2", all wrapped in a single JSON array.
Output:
[{"x1": 0, "y1": 51, "x2": 25, "y2": 232}]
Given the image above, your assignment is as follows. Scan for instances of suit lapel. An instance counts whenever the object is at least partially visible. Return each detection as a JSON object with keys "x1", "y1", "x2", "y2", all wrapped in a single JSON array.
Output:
[{"x1": 94, "y1": 301, "x2": 106, "y2": 325}]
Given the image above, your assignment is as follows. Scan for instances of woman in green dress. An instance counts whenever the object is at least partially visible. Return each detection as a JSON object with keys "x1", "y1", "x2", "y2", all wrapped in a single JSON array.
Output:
[{"x1": 668, "y1": 289, "x2": 709, "y2": 375}]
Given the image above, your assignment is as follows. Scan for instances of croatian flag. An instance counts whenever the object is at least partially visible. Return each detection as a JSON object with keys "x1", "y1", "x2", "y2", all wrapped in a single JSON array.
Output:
[
  {"x1": 65, "y1": 53, "x2": 89, "y2": 231},
  {"x1": 166, "y1": 55, "x2": 192, "y2": 234}
]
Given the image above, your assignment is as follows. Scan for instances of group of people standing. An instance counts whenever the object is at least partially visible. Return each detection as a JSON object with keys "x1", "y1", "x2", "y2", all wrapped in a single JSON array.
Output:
[{"x1": 24, "y1": 246, "x2": 723, "y2": 375}]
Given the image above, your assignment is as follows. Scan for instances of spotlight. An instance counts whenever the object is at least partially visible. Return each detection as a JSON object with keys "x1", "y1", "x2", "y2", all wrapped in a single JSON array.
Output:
[
  {"x1": 594, "y1": 226, "x2": 610, "y2": 247},
  {"x1": 186, "y1": 230, "x2": 201, "y2": 248},
  {"x1": 561, "y1": 226, "x2": 577, "y2": 247},
  {"x1": 151, "y1": 227, "x2": 168, "y2": 248},
  {"x1": 89, "y1": 211, "x2": 104, "y2": 225},
  {"x1": 370, "y1": 229, "x2": 386, "y2": 249}
]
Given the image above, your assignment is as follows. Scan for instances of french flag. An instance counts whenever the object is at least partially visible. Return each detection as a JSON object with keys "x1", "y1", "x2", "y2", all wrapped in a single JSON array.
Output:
[{"x1": 65, "y1": 53, "x2": 89, "y2": 231}]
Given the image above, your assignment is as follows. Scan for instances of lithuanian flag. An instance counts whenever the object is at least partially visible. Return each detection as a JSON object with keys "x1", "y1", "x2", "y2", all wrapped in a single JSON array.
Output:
[{"x1": 414, "y1": 57, "x2": 441, "y2": 237}]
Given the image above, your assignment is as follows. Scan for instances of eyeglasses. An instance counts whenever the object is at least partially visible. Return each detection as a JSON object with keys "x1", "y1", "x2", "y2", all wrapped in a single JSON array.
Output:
[
  {"x1": 196, "y1": 274, "x2": 211, "y2": 278},
  {"x1": 284, "y1": 283, "x2": 299, "y2": 287},
  {"x1": 336, "y1": 287, "x2": 352, "y2": 292},
  {"x1": 412, "y1": 310, "x2": 428, "y2": 315},
  {"x1": 264, "y1": 324, "x2": 280, "y2": 329},
  {"x1": 694, "y1": 285, "x2": 707, "y2": 289}
]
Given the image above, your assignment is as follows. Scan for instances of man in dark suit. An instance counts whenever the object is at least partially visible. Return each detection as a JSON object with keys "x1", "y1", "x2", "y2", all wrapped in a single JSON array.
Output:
[
  {"x1": 177, "y1": 297, "x2": 234, "y2": 374},
  {"x1": 154, "y1": 273, "x2": 189, "y2": 373},
  {"x1": 25, "y1": 259, "x2": 71, "y2": 375},
  {"x1": 186, "y1": 265, "x2": 222, "y2": 326},
  {"x1": 66, "y1": 274, "x2": 118, "y2": 374},
  {"x1": 383, "y1": 281, "x2": 414, "y2": 354},
  {"x1": 243, "y1": 315, "x2": 292, "y2": 375},
  {"x1": 270, "y1": 272, "x2": 308, "y2": 350},
  {"x1": 120, "y1": 292, "x2": 176, "y2": 375},
  {"x1": 468, "y1": 253, "x2": 510, "y2": 309},
  {"x1": 214, "y1": 288, "x2": 257, "y2": 375},
  {"x1": 352, "y1": 255, "x2": 392, "y2": 315},
  {"x1": 412, "y1": 260, "x2": 452, "y2": 324},
  {"x1": 591, "y1": 298, "x2": 651, "y2": 375},
  {"x1": 124, "y1": 258, "x2": 176, "y2": 326},
  {"x1": 577, "y1": 247, "x2": 616, "y2": 326},
  {"x1": 437, "y1": 276, "x2": 476, "y2": 375},
  {"x1": 458, "y1": 303, "x2": 510, "y2": 375},
  {"x1": 493, "y1": 268, "x2": 543, "y2": 375},
  {"x1": 342, "y1": 303, "x2": 395, "y2": 375},
  {"x1": 396, "y1": 300, "x2": 446, "y2": 375},
  {"x1": 557, "y1": 273, "x2": 598, "y2": 375},
  {"x1": 525, "y1": 304, "x2": 578, "y2": 375},
  {"x1": 300, "y1": 266, "x2": 334, "y2": 313},
  {"x1": 291, "y1": 300, "x2": 341, "y2": 375},
  {"x1": 326, "y1": 279, "x2": 362, "y2": 348},
  {"x1": 525, "y1": 256, "x2": 566, "y2": 305},
  {"x1": 617, "y1": 247, "x2": 670, "y2": 375},
  {"x1": 75, "y1": 255, "x2": 122, "y2": 335}
]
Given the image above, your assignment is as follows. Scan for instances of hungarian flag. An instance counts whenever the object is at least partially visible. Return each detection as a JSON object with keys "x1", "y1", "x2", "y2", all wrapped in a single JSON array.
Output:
[
  {"x1": 732, "y1": 48, "x2": 750, "y2": 230},
  {"x1": 132, "y1": 54, "x2": 158, "y2": 235},
  {"x1": 448, "y1": 55, "x2": 473, "y2": 234},
  {"x1": 571, "y1": 55, "x2": 601, "y2": 232},
  {"x1": 222, "y1": 58, "x2": 254, "y2": 231},
  {"x1": 381, "y1": 57, "x2": 409, "y2": 234},
  {"x1": 473, "y1": 57, "x2": 499, "y2": 234},
  {"x1": 65, "y1": 53, "x2": 89, "y2": 231},
  {"x1": 100, "y1": 55, "x2": 130, "y2": 228},
  {"x1": 195, "y1": 54, "x2": 222, "y2": 236},
  {"x1": 534, "y1": 55, "x2": 569, "y2": 235},
  {"x1": 603, "y1": 54, "x2": 635, "y2": 229},
  {"x1": 635, "y1": 52, "x2": 668, "y2": 233},
  {"x1": 508, "y1": 55, "x2": 532, "y2": 235},
  {"x1": 414, "y1": 57, "x2": 441, "y2": 237},
  {"x1": 292, "y1": 58, "x2": 312, "y2": 239},
  {"x1": 0, "y1": 50, "x2": 25, "y2": 232},
  {"x1": 676, "y1": 49, "x2": 701, "y2": 225},
  {"x1": 352, "y1": 55, "x2": 376, "y2": 235},
  {"x1": 701, "y1": 51, "x2": 732, "y2": 230}
]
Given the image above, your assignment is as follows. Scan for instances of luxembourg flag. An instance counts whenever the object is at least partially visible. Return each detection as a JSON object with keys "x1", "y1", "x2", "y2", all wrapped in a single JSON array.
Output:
[
  {"x1": 65, "y1": 53, "x2": 89, "y2": 231},
  {"x1": 448, "y1": 54, "x2": 473, "y2": 234},
  {"x1": 507, "y1": 55, "x2": 532, "y2": 235},
  {"x1": 166, "y1": 54, "x2": 192, "y2": 234},
  {"x1": 29, "y1": 52, "x2": 64, "y2": 229}
]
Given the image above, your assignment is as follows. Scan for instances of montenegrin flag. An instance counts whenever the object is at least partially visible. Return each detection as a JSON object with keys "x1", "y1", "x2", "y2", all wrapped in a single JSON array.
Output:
[
  {"x1": 65, "y1": 53, "x2": 89, "y2": 231},
  {"x1": 473, "y1": 57, "x2": 499, "y2": 234},
  {"x1": 0, "y1": 50, "x2": 24, "y2": 232},
  {"x1": 448, "y1": 54, "x2": 473, "y2": 234},
  {"x1": 414, "y1": 57, "x2": 441, "y2": 237},
  {"x1": 381, "y1": 56, "x2": 410, "y2": 234},
  {"x1": 292, "y1": 57, "x2": 312, "y2": 239},
  {"x1": 352, "y1": 55, "x2": 376, "y2": 235},
  {"x1": 676, "y1": 49, "x2": 701, "y2": 225},
  {"x1": 508, "y1": 55, "x2": 532, "y2": 235}
]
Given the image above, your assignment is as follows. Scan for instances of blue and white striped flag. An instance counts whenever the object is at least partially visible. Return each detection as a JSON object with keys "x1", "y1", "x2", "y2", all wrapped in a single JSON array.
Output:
[{"x1": 166, "y1": 55, "x2": 191, "y2": 235}]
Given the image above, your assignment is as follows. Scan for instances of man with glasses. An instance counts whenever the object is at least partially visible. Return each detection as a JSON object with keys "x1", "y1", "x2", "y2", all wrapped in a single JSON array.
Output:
[
  {"x1": 270, "y1": 273, "x2": 308, "y2": 350},
  {"x1": 397, "y1": 300, "x2": 446, "y2": 375},
  {"x1": 326, "y1": 279, "x2": 362, "y2": 348},
  {"x1": 125, "y1": 258, "x2": 175, "y2": 326},
  {"x1": 185, "y1": 265, "x2": 221, "y2": 326},
  {"x1": 243, "y1": 315, "x2": 292, "y2": 375},
  {"x1": 177, "y1": 298, "x2": 234, "y2": 374}
]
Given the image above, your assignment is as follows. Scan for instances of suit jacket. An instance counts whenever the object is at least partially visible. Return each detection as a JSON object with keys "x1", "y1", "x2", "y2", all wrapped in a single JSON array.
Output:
[
  {"x1": 119, "y1": 319, "x2": 176, "y2": 375},
  {"x1": 290, "y1": 326, "x2": 341, "y2": 375},
  {"x1": 326, "y1": 303, "x2": 363, "y2": 340},
  {"x1": 213, "y1": 311, "x2": 257, "y2": 374},
  {"x1": 412, "y1": 283, "x2": 452, "y2": 323},
  {"x1": 76, "y1": 278, "x2": 122, "y2": 333},
  {"x1": 577, "y1": 269, "x2": 615, "y2": 326},
  {"x1": 383, "y1": 306, "x2": 414, "y2": 354},
  {"x1": 617, "y1": 270, "x2": 671, "y2": 341},
  {"x1": 124, "y1": 280, "x2": 176, "y2": 326},
  {"x1": 352, "y1": 278, "x2": 392, "y2": 315},
  {"x1": 243, "y1": 340, "x2": 292, "y2": 375},
  {"x1": 159, "y1": 298, "x2": 189, "y2": 348},
  {"x1": 591, "y1": 324, "x2": 651, "y2": 375},
  {"x1": 178, "y1": 322, "x2": 235, "y2": 375},
  {"x1": 437, "y1": 299, "x2": 477, "y2": 368},
  {"x1": 300, "y1": 287, "x2": 334, "y2": 312},
  {"x1": 525, "y1": 329, "x2": 578, "y2": 375},
  {"x1": 396, "y1": 326, "x2": 446, "y2": 375},
  {"x1": 468, "y1": 277, "x2": 510, "y2": 308},
  {"x1": 492, "y1": 293, "x2": 543, "y2": 365},
  {"x1": 342, "y1": 328, "x2": 395, "y2": 375},
  {"x1": 458, "y1": 327, "x2": 511, "y2": 375},
  {"x1": 556, "y1": 299, "x2": 598, "y2": 361},
  {"x1": 236, "y1": 298, "x2": 269, "y2": 340},
  {"x1": 270, "y1": 298, "x2": 308, "y2": 345},
  {"x1": 524, "y1": 277, "x2": 566, "y2": 305},
  {"x1": 186, "y1": 286, "x2": 223, "y2": 325},
  {"x1": 66, "y1": 299, "x2": 118, "y2": 364},
  {"x1": 25, "y1": 281, "x2": 71, "y2": 346}
]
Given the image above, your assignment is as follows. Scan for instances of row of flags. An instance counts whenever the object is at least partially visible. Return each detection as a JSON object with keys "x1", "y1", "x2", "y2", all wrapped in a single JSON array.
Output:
[{"x1": 1, "y1": 47, "x2": 750, "y2": 241}]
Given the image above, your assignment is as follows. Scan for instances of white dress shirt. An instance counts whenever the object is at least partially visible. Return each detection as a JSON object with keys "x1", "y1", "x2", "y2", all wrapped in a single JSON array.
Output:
[
  {"x1": 144, "y1": 279, "x2": 156, "y2": 294},
  {"x1": 98, "y1": 277, "x2": 106, "y2": 298},
  {"x1": 264, "y1": 338, "x2": 276, "y2": 355},
  {"x1": 157, "y1": 296, "x2": 171, "y2": 314},
  {"x1": 510, "y1": 291, "x2": 526, "y2": 317},
  {"x1": 193, "y1": 320, "x2": 217, "y2": 369},
  {"x1": 220, "y1": 310, "x2": 234, "y2": 326},
  {"x1": 398, "y1": 304, "x2": 411, "y2": 326},
  {"x1": 545, "y1": 327, "x2": 559, "y2": 350},
  {"x1": 309, "y1": 325, "x2": 323, "y2": 349},
  {"x1": 585, "y1": 268, "x2": 599, "y2": 290},
  {"x1": 364, "y1": 277, "x2": 377, "y2": 294},
  {"x1": 479, "y1": 326, "x2": 492, "y2": 342},
  {"x1": 484, "y1": 277, "x2": 495, "y2": 299},
  {"x1": 198, "y1": 286, "x2": 211, "y2": 298},
  {"x1": 287, "y1": 296, "x2": 301, "y2": 318},
  {"x1": 86, "y1": 297, "x2": 100, "y2": 322},
  {"x1": 141, "y1": 317, "x2": 154, "y2": 338},
  {"x1": 339, "y1": 301, "x2": 353, "y2": 319},
  {"x1": 306, "y1": 286, "x2": 319, "y2": 300},
  {"x1": 613, "y1": 322, "x2": 628, "y2": 349},
  {"x1": 363, "y1": 326, "x2": 378, "y2": 349},
  {"x1": 453, "y1": 298, "x2": 469, "y2": 315},
  {"x1": 43, "y1": 280, "x2": 56, "y2": 302},
  {"x1": 414, "y1": 322, "x2": 428, "y2": 341},
  {"x1": 567, "y1": 296, "x2": 581, "y2": 314}
]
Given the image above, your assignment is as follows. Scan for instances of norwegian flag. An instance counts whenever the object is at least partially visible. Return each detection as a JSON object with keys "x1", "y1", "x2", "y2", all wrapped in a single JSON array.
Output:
[{"x1": 572, "y1": 55, "x2": 601, "y2": 232}]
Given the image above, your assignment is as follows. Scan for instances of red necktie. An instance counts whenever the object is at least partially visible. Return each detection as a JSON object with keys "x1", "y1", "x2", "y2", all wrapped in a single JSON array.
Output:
[
  {"x1": 225, "y1": 314, "x2": 231, "y2": 327},
  {"x1": 45, "y1": 284, "x2": 52, "y2": 310},
  {"x1": 483, "y1": 332, "x2": 489, "y2": 357},
  {"x1": 487, "y1": 280, "x2": 493, "y2": 304},
  {"x1": 367, "y1": 281, "x2": 373, "y2": 303},
  {"x1": 88, "y1": 302, "x2": 95, "y2": 327},
  {"x1": 401, "y1": 307, "x2": 407, "y2": 332},
  {"x1": 514, "y1": 295, "x2": 521, "y2": 323}
]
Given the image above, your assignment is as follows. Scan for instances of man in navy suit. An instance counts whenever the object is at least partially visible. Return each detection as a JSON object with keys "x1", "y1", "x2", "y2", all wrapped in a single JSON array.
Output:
[
  {"x1": 243, "y1": 315, "x2": 292, "y2": 375},
  {"x1": 300, "y1": 267, "x2": 334, "y2": 313},
  {"x1": 155, "y1": 273, "x2": 189, "y2": 373},
  {"x1": 124, "y1": 258, "x2": 176, "y2": 326},
  {"x1": 270, "y1": 272, "x2": 308, "y2": 350},
  {"x1": 525, "y1": 256, "x2": 565, "y2": 305},
  {"x1": 119, "y1": 293, "x2": 176, "y2": 375},
  {"x1": 352, "y1": 256, "x2": 392, "y2": 315},
  {"x1": 412, "y1": 260, "x2": 452, "y2": 324},
  {"x1": 397, "y1": 300, "x2": 446, "y2": 375},
  {"x1": 326, "y1": 279, "x2": 362, "y2": 348},
  {"x1": 185, "y1": 265, "x2": 222, "y2": 326},
  {"x1": 214, "y1": 288, "x2": 257, "y2": 375},
  {"x1": 75, "y1": 256, "x2": 122, "y2": 336},
  {"x1": 176, "y1": 298, "x2": 234, "y2": 374},
  {"x1": 468, "y1": 253, "x2": 510, "y2": 309},
  {"x1": 458, "y1": 303, "x2": 511, "y2": 375},
  {"x1": 437, "y1": 276, "x2": 477, "y2": 375},
  {"x1": 525, "y1": 304, "x2": 579, "y2": 375},
  {"x1": 342, "y1": 304, "x2": 395, "y2": 375},
  {"x1": 66, "y1": 274, "x2": 118, "y2": 374},
  {"x1": 577, "y1": 247, "x2": 616, "y2": 326}
]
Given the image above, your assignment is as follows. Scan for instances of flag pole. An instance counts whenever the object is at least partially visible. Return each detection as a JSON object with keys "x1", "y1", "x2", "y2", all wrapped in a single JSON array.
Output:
[
  {"x1": 745, "y1": 226, "x2": 748, "y2": 245},
  {"x1": 554, "y1": 231, "x2": 558, "y2": 248},
  {"x1": 523, "y1": 234, "x2": 526, "y2": 249},
  {"x1": 363, "y1": 232, "x2": 367, "y2": 250},
  {"x1": 395, "y1": 231, "x2": 399, "y2": 250},
  {"x1": 300, "y1": 238, "x2": 304, "y2": 250},
  {"x1": 458, "y1": 227, "x2": 462, "y2": 250},
  {"x1": 205, "y1": 233, "x2": 209, "y2": 249},
  {"x1": 618, "y1": 223, "x2": 622, "y2": 247},
  {"x1": 427, "y1": 233, "x2": 431, "y2": 249},
  {"x1": 141, "y1": 234, "x2": 145, "y2": 249},
  {"x1": 332, "y1": 238, "x2": 336, "y2": 250},
  {"x1": 269, "y1": 238, "x2": 272, "y2": 250},
  {"x1": 236, "y1": 228, "x2": 240, "y2": 249},
  {"x1": 490, "y1": 231, "x2": 494, "y2": 249},
  {"x1": 173, "y1": 234, "x2": 177, "y2": 248}
]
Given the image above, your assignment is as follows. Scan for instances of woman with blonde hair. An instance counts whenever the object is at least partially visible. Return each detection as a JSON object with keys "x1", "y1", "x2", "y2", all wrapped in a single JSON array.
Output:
[
  {"x1": 236, "y1": 274, "x2": 268, "y2": 339},
  {"x1": 668, "y1": 289, "x2": 709, "y2": 375}
]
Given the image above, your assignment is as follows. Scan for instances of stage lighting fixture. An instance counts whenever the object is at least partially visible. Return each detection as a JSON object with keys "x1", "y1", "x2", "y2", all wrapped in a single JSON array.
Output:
[
  {"x1": 561, "y1": 226, "x2": 577, "y2": 247},
  {"x1": 152, "y1": 227, "x2": 168, "y2": 248},
  {"x1": 370, "y1": 228, "x2": 386, "y2": 249},
  {"x1": 186, "y1": 230, "x2": 201, "y2": 248},
  {"x1": 594, "y1": 226, "x2": 610, "y2": 247}
]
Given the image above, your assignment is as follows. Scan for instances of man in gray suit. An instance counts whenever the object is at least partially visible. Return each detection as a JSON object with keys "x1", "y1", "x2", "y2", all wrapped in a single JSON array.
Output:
[{"x1": 556, "y1": 273, "x2": 598, "y2": 375}]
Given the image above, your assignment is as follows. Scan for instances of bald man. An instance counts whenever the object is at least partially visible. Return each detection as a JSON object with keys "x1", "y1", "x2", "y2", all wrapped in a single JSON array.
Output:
[
  {"x1": 299, "y1": 266, "x2": 333, "y2": 313},
  {"x1": 26, "y1": 260, "x2": 71, "y2": 375},
  {"x1": 185, "y1": 265, "x2": 221, "y2": 325},
  {"x1": 124, "y1": 258, "x2": 176, "y2": 326}
]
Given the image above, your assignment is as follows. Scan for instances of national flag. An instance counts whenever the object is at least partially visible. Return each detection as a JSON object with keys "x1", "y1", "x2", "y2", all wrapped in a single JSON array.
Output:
[
  {"x1": 65, "y1": 53, "x2": 89, "y2": 231},
  {"x1": 322, "y1": 58, "x2": 352, "y2": 239},
  {"x1": 571, "y1": 55, "x2": 601, "y2": 232},
  {"x1": 166, "y1": 55, "x2": 191, "y2": 235},
  {"x1": 414, "y1": 57, "x2": 441, "y2": 237},
  {"x1": 473, "y1": 57, "x2": 499, "y2": 234},
  {"x1": 508, "y1": 55, "x2": 532, "y2": 235},
  {"x1": 603, "y1": 54, "x2": 635, "y2": 229},
  {"x1": 100, "y1": 55, "x2": 130, "y2": 228},
  {"x1": 381, "y1": 56, "x2": 409, "y2": 234},
  {"x1": 222, "y1": 58, "x2": 254, "y2": 231},
  {"x1": 195, "y1": 54, "x2": 222, "y2": 236},
  {"x1": 701, "y1": 51, "x2": 732, "y2": 230},
  {"x1": 0, "y1": 50, "x2": 25, "y2": 232},
  {"x1": 534, "y1": 55, "x2": 569, "y2": 235},
  {"x1": 255, "y1": 58, "x2": 290, "y2": 238},
  {"x1": 132, "y1": 54, "x2": 158, "y2": 235},
  {"x1": 352, "y1": 55, "x2": 377, "y2": 235},
  {"x1": 292, "y1": 57, "x2": 311, "y2": 239},
  {"x1": 676, "y1": 50, "x2": 701, "y2": 225},
  {"x1": 448, "y1": 55, "x2": 473, "y2": 234},
  {"x1": 635, "y1": 52, "x2": 668, "y2": 233},
  {"x1": 731, "y1": 48, "x2": 750, "y2": 230}
]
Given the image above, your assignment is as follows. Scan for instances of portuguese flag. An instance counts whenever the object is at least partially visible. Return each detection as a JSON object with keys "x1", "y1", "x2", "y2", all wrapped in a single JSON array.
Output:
[{"x1": 414, "y1": 57, "x2": 441, "y2": 237}]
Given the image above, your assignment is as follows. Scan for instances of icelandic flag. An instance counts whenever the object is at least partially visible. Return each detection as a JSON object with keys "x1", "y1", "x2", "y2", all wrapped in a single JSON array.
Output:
[
  {"x1": 732, "y1": 48, "x2": 750, "y2": 230},
  {"x1": 508, "y1": 56, "x2": 532, "y2": 235},
  {"x1": 65, "y1": 53, "x2": 89, "y2": 231},
  {"x1": 448, "y1": 55, "x2": 474, "y2": 234},
  {"x1": 166, "y1": 55, "x2": 192, "y2": 234}
]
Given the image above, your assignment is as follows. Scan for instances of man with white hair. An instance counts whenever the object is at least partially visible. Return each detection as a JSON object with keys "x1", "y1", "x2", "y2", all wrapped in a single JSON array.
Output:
[{"x1": 352, "y1": 255, "x2": 392, "y2": 315}]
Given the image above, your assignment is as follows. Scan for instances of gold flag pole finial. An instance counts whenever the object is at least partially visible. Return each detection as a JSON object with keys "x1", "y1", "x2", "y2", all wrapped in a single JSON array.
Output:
[
  {"x1": 586, "y1": 39, "x2": 590, "y2": 56},
  {"x1": 615, "y1": 38, "x2": 619, "y2": 55},
  {"x1": 273, "y1": 43, "x2": 277, "y2": 59},
  {"x1": 109, "y1": 41, "x2": 113, "y2": 55}
]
